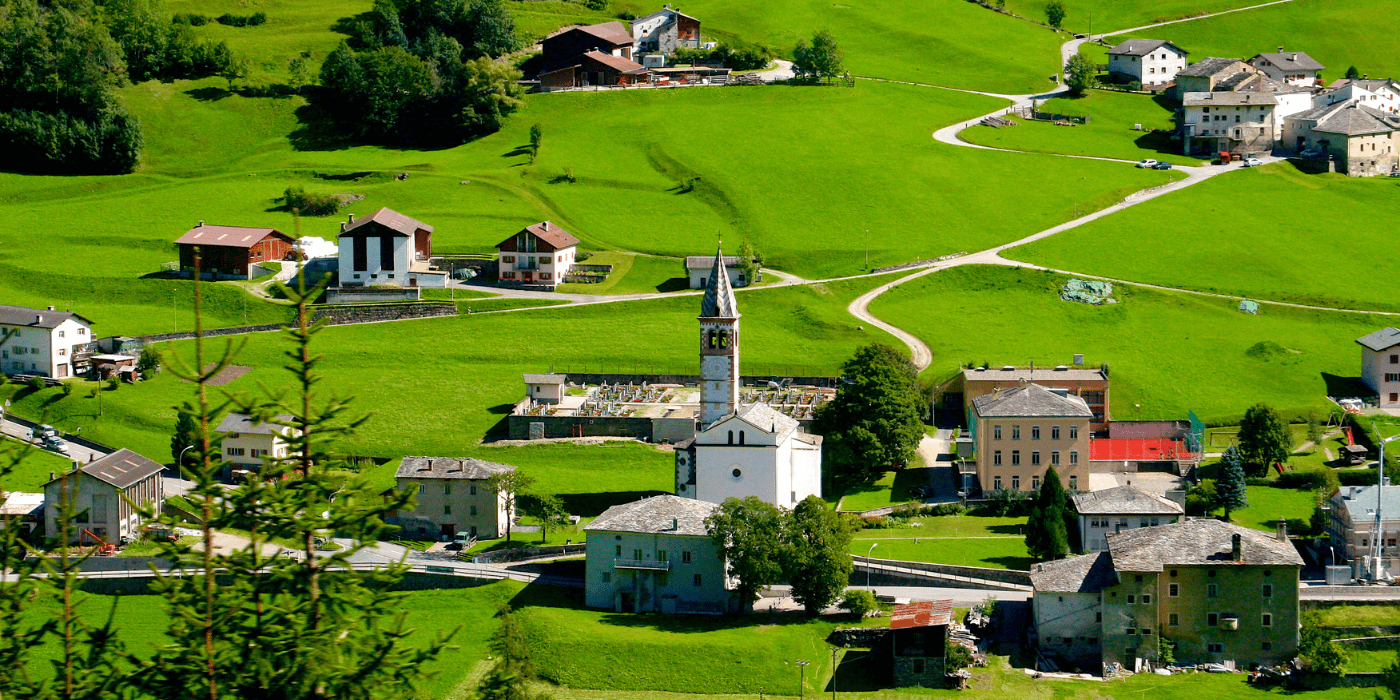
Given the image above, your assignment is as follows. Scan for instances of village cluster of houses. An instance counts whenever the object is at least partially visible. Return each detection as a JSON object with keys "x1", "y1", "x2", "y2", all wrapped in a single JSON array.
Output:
[
  {"x1": 1104, "y1": 40, "x2": 1399, "y2": 175},
  {"x1": 536, "y1": 8, "x2": 735, "y2": 91}
]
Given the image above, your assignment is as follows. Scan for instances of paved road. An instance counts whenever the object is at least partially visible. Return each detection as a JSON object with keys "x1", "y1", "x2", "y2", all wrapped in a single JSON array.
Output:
[{"x1": 0, "y1": 416, "x2": 106, "y2": 466}]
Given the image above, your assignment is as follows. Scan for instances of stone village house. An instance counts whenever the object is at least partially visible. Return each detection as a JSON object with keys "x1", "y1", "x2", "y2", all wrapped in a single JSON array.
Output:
[
  {"x1": 630, "y1": 6, "x2": 702, "y2": 55},
  {"x1": 1284, "y1": 101, "x2": 1400, "y2": 177},
  {"x1": 1327, "y1": 484, "x2": 1400, "y2": 579},
  {"x1": 1073, "y1": 484, "x2": 1184, "y2": 552},
  {"x1": 1106, "y1": 39, "x2": 1188, "y2": 87},
  {"x1": 386, "y1": 456, "x2": 513, "y2": 540}
]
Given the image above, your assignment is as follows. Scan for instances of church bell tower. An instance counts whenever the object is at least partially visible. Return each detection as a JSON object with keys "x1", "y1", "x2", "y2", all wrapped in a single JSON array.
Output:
[{"x1": 698, "y1": 247, "x2": 740, "y2": 428}]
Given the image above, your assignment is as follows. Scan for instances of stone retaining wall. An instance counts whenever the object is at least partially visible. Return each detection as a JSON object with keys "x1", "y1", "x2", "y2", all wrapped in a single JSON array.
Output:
[
  {"x1": 854, "y1": 556, "x2": 1032, "y2": 587},
  {"x1": 472, "y1": 543, "x2": 586, "y2": 564},
  {"x1": 135, "y1": 303, "x2": 458, "y2": 347},
  {"x1": 828, "y1": 627, "x2": 889, "y2": 648}
]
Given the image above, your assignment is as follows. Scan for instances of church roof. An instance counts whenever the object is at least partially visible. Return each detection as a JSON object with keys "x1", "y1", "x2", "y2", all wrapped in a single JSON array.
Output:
[
  {"x1": 700, "y1": 247, "x2": 739, "y2": 319},
  {"x1": 734, "y1": 402, "x2": 800, "y2": 441}
]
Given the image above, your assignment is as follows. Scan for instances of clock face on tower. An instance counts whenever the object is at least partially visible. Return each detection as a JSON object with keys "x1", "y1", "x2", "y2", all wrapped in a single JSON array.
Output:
[{"x1": 701, "y1": 355, "x2": 730, "y2": 378}]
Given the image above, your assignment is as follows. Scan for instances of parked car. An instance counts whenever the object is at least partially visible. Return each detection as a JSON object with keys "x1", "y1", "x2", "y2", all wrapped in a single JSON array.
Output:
[
  {"x1": 1136, "y1": 159, "x2": 1159, "y2": 168},
  {"x1": 1151, "y1": 162, "x2": 1173, "y2": 170},
  {"x1": 42, "y1": 435, "x2": 67, "y2": 451},
  {"x1": 36, "y1": 424, "x2": 57, "y2": 440},
  {"x1": 1242, "y1": 156, "x2": 1262, "y2": 167},
  {"x1": 448, "y1": 531, "x2": 474, "y2": 551},
  {"x1": 1300, "y1": 148, "x2": 1322, "y2": 159}
]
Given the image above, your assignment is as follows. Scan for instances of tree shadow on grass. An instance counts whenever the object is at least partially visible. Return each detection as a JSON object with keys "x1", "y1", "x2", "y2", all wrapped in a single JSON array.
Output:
[
  {"x1": 986, "y1": 523, "x2": 1024, "y2": 535},
  {"x1": 558, "y1": 490, "x2": 668, "y2": 518},
  {"x1": 289, "y1": 103, "x2": 358, "y2": 152},
  {"x1": 1322, "y1": 372, "x2": 1371, "y2": 398},
  {"x1": 186, "y1": 86, "x2": 231, "y2": 102},
  {"x1": 982, "y1": 555, "x2": 1034, "y2": 571},
  {"x1": 502, "y1": 145, "x2": 531, "y2": 158},
  {"x1": 653, "y1": 277, "x2": 689, "y2": 293},
  {"x1": 828, "y1": 649, "x2": 890, "y2": 693}
]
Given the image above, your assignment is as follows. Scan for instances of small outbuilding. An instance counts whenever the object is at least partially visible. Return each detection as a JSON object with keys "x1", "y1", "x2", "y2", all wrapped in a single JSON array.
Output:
[
  {"x1": 523, "y1": 373, "x2": 567, "y2": 404},
  {"x1": 175, "y1": 222, "x2": 296, "y2": 280},
  {"x1": 889, "y1": 600, "x2": 954, "y2": 688}
]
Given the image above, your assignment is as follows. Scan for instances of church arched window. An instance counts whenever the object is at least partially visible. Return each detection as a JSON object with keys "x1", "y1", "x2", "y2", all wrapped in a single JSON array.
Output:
[
  {"x1": 739, "y1": 431, "x2": 745, "y2": 445},
  {"x1": 727, "y1": 430, "x2": 734, "y2": 445},
  {"x1": 708, "y1": 329, "x2": 717, "y2": 349},
  {"x1": 719, "y1": 330, "x2": 729, "y2": 348}
]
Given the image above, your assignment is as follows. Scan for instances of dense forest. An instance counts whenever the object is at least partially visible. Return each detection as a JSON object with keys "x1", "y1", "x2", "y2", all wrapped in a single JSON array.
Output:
[
  {"x1": 0, "y1": 0, "x2": 233, "y2": 174},
  {"x1": 314, "y1": 0, "x2": 525, "y2": 145}
]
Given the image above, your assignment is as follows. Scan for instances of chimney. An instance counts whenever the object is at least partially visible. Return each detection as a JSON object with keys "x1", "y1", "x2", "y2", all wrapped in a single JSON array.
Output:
[
  {"x1": 672, "y1": 517, "x2": 679, "y2": 530},
  {"x1": 198, "y1": 219, "x2": 204, "y2": 227},
  {"x1": 348, "y1": 213, "x2": 355, "y2": 223},
  {"x1": 1278, "y1": 46, "x2": 1284, "y2": 53},
  {"x1": 1231, "y1": 533, "x2": 1243, "y2": 561},
  {"x1": 543, "y1": 221, "x2": 551, "y2": 231},
  {"x1": 1276, "y1": 518, "x2": 1288, "y2": 542},
  {"x1": 47, "y1": 306, "x2": 54, "y2": 311},
  {"x1": 1291, "y1": 54, "x2": 1298, "y2": 62},
  {"x1": 49, "y1": 472, "x2": 54, "y2": 481},
  {"x1": 35, "y1": 314, "x2": 42, "y2": 324},
  {"x1": 340, "y1": 222, "x2": 347, "y2": 232}
]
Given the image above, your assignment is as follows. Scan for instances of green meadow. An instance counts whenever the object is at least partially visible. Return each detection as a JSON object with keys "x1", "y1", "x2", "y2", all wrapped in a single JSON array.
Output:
[
  {"x1": 851, "y1": 515, "x2": 1034, "y2": 570},
  {"x1": 1007, "y1": 162, "x2": 1400, "y2": 312},
  {"x1": 1001, "y1": 0, "x2": 1263, "y2": 35},
  {"x1": 961, "y1": 90, "x2": 1211, "y2": 165},
  {"x1": 870, "y1": 265, "x2": 1383, "y2": 423}
]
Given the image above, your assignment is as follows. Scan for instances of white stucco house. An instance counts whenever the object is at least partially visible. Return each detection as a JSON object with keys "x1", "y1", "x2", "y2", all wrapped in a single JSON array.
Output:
[
  {"x1": 1072, "y1": 485, "x2": 1184, "y2": 552},
  {"x1": 496, "y1": 221, "x2": 580, "y2": 289},
  {"x1": 44, "y1": 449, "x2": 164, "y2": 545},
  {"x1": 1249, "y1": 48, "x2": 1325, "y2": 87},
  {"x1": 215, "y1": 413, "x2": 299, "y2": 476},
  {"x1": 1106, "y1": 40, "x2": 1188, "y2": 87},
  {"x1": 583, "y1": 494, "x2": 740, "y2": 614},
  {"x1": 673, "y1": 250, "x2": 823, "y2": 508},
  {"x1": 523, "y1": 373, "x2": 567, "y2": 404},
  {"x1": 685, "y1": 255, "x2": 752, "y2": 289},
  {"x1": 387, "y1": 456, "x2": 514, "y2": 540},
  {"x1": 1357, "y1": 327, "x2": 1400, "y2": 406},
  {"x1": 0, "y1": 305, "x2": 94, "y2": 379},
  {"x1": 336, "y1": 208, "x2": 446, "y2": 288},
  {"x1": 1315, "y1": 78, "x2": 1400, "y2": 114}
]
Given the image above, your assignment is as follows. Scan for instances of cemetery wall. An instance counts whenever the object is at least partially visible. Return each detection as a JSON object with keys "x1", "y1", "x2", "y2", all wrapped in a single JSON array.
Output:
[
  {"x1": 559, "y1": 373, "x2": 841, "y2": 388},
  {"x1": 506, "y1": 414, "x2": 695, "y2": 443}
]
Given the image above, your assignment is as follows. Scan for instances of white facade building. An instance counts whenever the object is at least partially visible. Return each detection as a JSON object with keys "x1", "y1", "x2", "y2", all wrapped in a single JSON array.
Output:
[
  {"x1": 630, "y1": 6, "x2": 702, "y2": 54},
  {"x1": 1357, "y1": 327, "x2": 1400, "y2": 406},
  {"x1": 496, "y1": 222, "x2": 580, "y2": 289},
  {"x1": 215, "y1": 413, "x2": 299, "y2": 476},
  {"x1": 1249, "y1": 49, "x2": 1325, "y2": 87},
  {"x1": 1181, "y1": 91, "x2": 1277, "y2": 156},
  {"x1": 523, "y1": 373, "x2": 567, "y2": 404},
  {"x1": 685, "y1": 255, "x2": 751, "y2": 290},
  {"x1": 0, "y1": 305, "x2": 94, "y2": 379},
  {"x1": 1315, "y1": 79, "x2": 1400, "y2": 114},
  {"x1": 674, "y1": 250, "x2": 823, "y2": 508},
  {"x1": 583, "y1": 494, "x2": 739, "y2": 614},
  {"x1": 336, "y1": 208, "x2": 446, "y2": 288},
  {"x1": 1106, "y1": 40, "x2": 1188, "y2": 86},
  {"x1": 1072, "y1": 485, "x2": 1184, "y2": 552}
]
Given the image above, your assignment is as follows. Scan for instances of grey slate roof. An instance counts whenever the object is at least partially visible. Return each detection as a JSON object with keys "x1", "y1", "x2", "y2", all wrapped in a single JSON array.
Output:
[
  {"x1": 1177, "y1": 57, "x2": 1246, "y2": 79},
  {"x1": 1183, "y1": 91, "x2": 1277, "y2": 107},
  {"x1": 47, "y1": 449, "x2": 164, "y2": 490},
  {"x1": 1332, "y1": 485, "x2": 1400, "y2": 523},
  {"x1": 215, "y1": 413, "x2": 293, "y2": 435},
  {"x1": 1031, "y1": 551, "x2": 1117, "y2": 593},
  {"x1": 585, "y1": 494, "x2": 718, "y2": 536},
  {"x1": 522, "y1": 373, "x2": 566, "y2": 384},
  {"x1": 734, "y1": 402, "x2": 800, "y2": 440},
  {"x1": 972, "y1": 383, "x2": 1092, "y2": 418},
  {"x1": 1219, "y1": 72, "x2": 1310, "y2": 95},
  {"x1": 963, "y1": 367, "x2": 1106, "y2": 383},
  {"x1": 0, "y1": 305, "x2": 93, "y2": 330},
  {"x1": 1357, "y1": 327, "x2": 1400, "y2": 352},
  {"x1": 1106, "y1": 518, "x2": 1302, "y2": 571},
  {"x1": 699, "y1": 248, "x2": 739, "y2": 318},
  {"x1": 685, "y1": 255, "x2": 740, "y2": 270},
  {"x1": 1073, "y1": 485, "x2": 1183, "y2": 516},
  {"x1": 1251, "y1": 51, "x2": 1324, "y2": 72},
  {"x1": 396, "y1": 456, "x2": 516, "y2": 481},
  {"x1": 1107, "y1": 39, "x2": 1186, "y2": 57},
  {"x1": 1311, "y1": 103, "x2": 1400, "y2": 136}
]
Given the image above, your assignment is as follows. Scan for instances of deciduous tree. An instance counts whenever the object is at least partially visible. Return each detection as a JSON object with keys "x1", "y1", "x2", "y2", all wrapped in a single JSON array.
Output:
[
  {"x1": 1045, "y1": 0, "x2": 1066, "y2": 28},
  {"x1": 706, "y1": 496, "x2": 786, "y2": 605},
  {"x1": 813, "y1": 344, "x2": 924, "y2": 486},
  {"x1": 792, "y1": 29, "x2": 844, "y2": 82},
  {"x1": 488, "y1": 469, "x2": 536, "y2": 542},
  {"x1": 782, "y1": 496, "x2": 855, "y2": 616},
  {"x1": 1064, "y1": 53, "x2": 1094, "y2": 96},
  {"x1": 520, "y1": 492, "x2": 569, "y2": 543},
  {"x1": 1238, "y1": 403, "x2": 1291, "y2": 477}
]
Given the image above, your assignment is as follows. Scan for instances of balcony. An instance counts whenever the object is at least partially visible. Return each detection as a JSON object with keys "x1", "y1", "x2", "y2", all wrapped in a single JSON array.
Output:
[
  {"x1": 615, "y1": 558, "x2": 670, "y2": 571},
  {"x1": 515, "y1": 261, "x2": 540, "y2": 271}
]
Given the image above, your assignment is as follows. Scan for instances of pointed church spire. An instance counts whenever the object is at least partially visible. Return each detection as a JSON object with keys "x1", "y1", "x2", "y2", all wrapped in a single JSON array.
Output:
[{"x1": 700, "y1": 246, "x2": 739, "y2": 318}]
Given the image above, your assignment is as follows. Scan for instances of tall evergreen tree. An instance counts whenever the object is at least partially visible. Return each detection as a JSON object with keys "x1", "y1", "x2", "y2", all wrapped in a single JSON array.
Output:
[
  {"x1": 1214, "y1": 446, "x2": 1249, "y2": 522},
  {"x1": 171, "y1": 408, "x2": 199, "y2": 465},
  {"x1": 782, "y1": 497, "x2": 855, "y2": 616},
  {"x1": 813, "y1": 344, "x2": 925, "y2": 486},
  {"x1": 1025, "y1": 467, "x2": 1070, "y2": 561}
]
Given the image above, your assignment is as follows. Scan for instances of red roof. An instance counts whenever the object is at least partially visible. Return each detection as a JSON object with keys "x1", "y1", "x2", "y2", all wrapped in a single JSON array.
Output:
[
  {"x1": 890, "y1": 600, "x2": 953, "y2": 630},
  {"x1": 341, "y1": 207, "x2": 433, "y2": 237},
  {"x1": 1090, "y1": 438, "x2": 1197, "y2": 462},
  {"x1": 497, "y1": 221, "x2": 580, "y2": 251},
  {"x1": 175, "y1": 225, "x2": 293, "y2": 248},
  {"x1": 582, "y1": 50, "x2": 647, "y2": 74}
]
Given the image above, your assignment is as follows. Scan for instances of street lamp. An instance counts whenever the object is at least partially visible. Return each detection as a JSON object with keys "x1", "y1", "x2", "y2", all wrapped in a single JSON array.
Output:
[
  {"x1": 178, "y1": 444, "x2": 195, "y2": 472},
  {"x1": 796, "y1": 660, "x2": 810, "y2": 698},
  {"x1": 1372, "y1": 434, "x2": 1400, "y2": 581},
  {"x1": 867, "y1": 542, "x2": 879, "y2": 591}
]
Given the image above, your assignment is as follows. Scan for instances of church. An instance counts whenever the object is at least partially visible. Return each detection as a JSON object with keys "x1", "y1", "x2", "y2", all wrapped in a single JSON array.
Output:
[{"x1": 674, "y1": 249, "x2": 824, "y2": 507}]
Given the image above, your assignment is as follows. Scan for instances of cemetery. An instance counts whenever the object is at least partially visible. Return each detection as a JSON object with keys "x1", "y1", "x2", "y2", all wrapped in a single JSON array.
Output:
[{"x1": 507, "y1": 374, "x2": 835, "y2": 442}]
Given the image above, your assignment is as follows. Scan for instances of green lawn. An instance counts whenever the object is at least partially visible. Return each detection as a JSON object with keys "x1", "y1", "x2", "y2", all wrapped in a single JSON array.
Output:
[
  {"x1": 2, "y1": 274, "x2": 898, "y2": 478},
  {"x1": 871, "y1": 265, "x2": 1386, "y2": 424},
  {"x1": 554, "y1": 252, "x2": 690, "y2": 295},
  {"x1": 1312, "y1": 605, "x2": 1400, "y2": 628},
  {"x1": 0, "y1": 437, "x2": 75, "y2": 492},
  {"x1": 1007, "y1": 161, "x2": 1400, "y2": 313},
  {"x1": 850, "y1": 515, "x2": 1033, "y2": 570},
  {"x1": 1105, "y1": 0, "x2": 1400, "y2": 89},
  {"x1": 961, "y1": 90, "x2": 1210, "y2": 165},
  {"x1": 838, "y1": 468, "x2": 934, "y2": 512},
  {"x1": 1205, "y1": 485, "x2": 1319, "y2": 533},
  {"x1": 1001, "y1": 0, "x2": 1265, "y2": 35},
  {"x1": 1346, "y1": 648, "x2": 1398, "y2": 673}
]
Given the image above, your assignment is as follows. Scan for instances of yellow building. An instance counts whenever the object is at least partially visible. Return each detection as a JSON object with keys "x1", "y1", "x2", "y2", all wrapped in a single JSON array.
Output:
[{"x1": 970, "y1": 383, "x2": 1092, "y2": 494}]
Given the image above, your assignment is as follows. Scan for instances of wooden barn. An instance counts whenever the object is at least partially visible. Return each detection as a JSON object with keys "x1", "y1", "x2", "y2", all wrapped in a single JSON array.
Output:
[{"x1": 175, "y1": 222, "x2": 295, "y2": 280}]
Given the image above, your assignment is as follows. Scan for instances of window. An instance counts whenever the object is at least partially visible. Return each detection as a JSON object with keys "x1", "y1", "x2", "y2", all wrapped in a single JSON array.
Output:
[
  {"x1": 58, "y1": 330, "x2": 64, "y2": 338},
  {"x1": 682, "y1": 551, "x2": 692, "y2": 563},
  {"x1": 227, "y1": 447, "x2": 245, "y2": 456},
  {"x1": 1141, "y1": 518, "x2": 1150, "y2": 527},
  {"x1": 1142, "y1": 628, "x2": 1153, "y2": 636},
  {"x1": 78, "y1": 328, "x2": 85, "y2": 336},
  {"x1": 1207, "y1": 613, "x2": 1218, "y2": 626},
  {"x1": 1263, "y1": 642, "x2": 1273, "y2": 651},
  {"x1": 1262, "y1": 584, "x2": 1273, "y2": 598},
  {"x1": 1012, "y1": 451, "x2": 1021, "y2": 466},
  {"x1": 1134, "y1": 574, "x2": 1143, "y2": 583},
  {"x1": 1012, "y1": 425, "x2": 1021, "y2": 440},
  {"x1": 1012, "y1": 476, "x2": 1020, "y2": 490},
  {"x1": 1262, "y1": 613, "x2": 1272, "y2": 627},
  {"x1": 994, "y1": 450, "x2": 1003, "y2": 466},
  {"x1": 470, "y1": 485, "x2": 477, "y2": 496},
  {"x1": 912, "y1": 659, "x2": 925, "y2": 674},
  {"x1": 1068, "y1": 476, "x2": 1077, "y2": 490},
  {"x1": 1208, "y1": 643, "x2": 1223, "y2": 653},
  {"x1": 1032, "y1": 426, "x2": 1041, "y2": 440},
  {"x1": 658, "y1": 550, "x2": 668, "y2": 562},
  {"x1": 469, "y1": 505, "x2": 477, "y2": 516},
  {"x1": 1096, "y1": 612, "x2": 1102, "y2": 622},
  {"x1": 443, "y1": 505, "x2": 451, "y2": 515},
  {"x1": 1032, "y1": 477, "x2": 1040, "y2": 491},
  {"x1": 503, "y1": 256, "x2": 514, "y2": 263},
  {"x1": 739, "y1": 431, "x2": 745, "y2": 445},
  {"x1": 1052, "y1": 426, "x2": 1061, "y2": 440},
  {"x1": 1126, "y1": 628, "x2": 1136, "y2": 636},
  {"x1": 728, "y1": 430, "x2": 734, "y2": 444},
  {"x1": 1208, "y1": 584, "x2": 1218, "y2": 597},
  {"x1": 615, "y1": 545, "x2": 622, "y2": 556},
  {"x1": 693, "y1": 574, "x2": 702, "y2": 587},
  {"x1": 1051, "y1": 450, "x2": 1060, "y2": 465},
  {"x1": 994, "y1": 425, "x2": 1002, "y2": 440},
  {"x1": 1142, "y1": 594, "x2": 1151, "y2": 604},
  {"x1": 1127, "y1": 595, "x2": 1136, "y2": 603},
  {"x1": 380, "y1": 236, "x2": 395, "y2": 270},
  {"x1": 633, "y1": 548, "x2": 643, "y2": 560},
  {"x1": 1169, "y1": 583, "x2": 1179, "y2": 597},
  {"x1": 1169, "y1": 613, "x2": 1179, "y2": 626},
  {"x1": 1030, "y1": 451, "x2": 1042, "y2": 465},
  {"x1": 993, "y1": 477, "x2": 1002, "y2": 490},
  {"x1": 1391, "y1": 354, "x2": 1398, "y2": 364},
  {"x1": 1069, "y1": 426, "x2": 1079, "y2": 439},
  {"x1": 444, "y1": 482, "x2": 451, "y2": 495},
  {"x1": 1069, "y1": 451, "x2": 1078, "y2": 465},
  {"x1": 602, "y1": 572, "x2": 611, "y2": 583}
]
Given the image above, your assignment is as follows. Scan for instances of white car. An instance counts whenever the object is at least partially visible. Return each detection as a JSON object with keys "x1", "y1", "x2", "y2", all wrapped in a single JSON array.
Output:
[
  {"x1": 1136, "y1": 159, "x2": 1159, "y2": 168},
  {"x1": 1242, "y1": 156, "x2": 1262, "y2": 167}
]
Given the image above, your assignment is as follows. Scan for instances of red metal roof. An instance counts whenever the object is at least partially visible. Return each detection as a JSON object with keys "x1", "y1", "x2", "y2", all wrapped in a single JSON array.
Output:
[
  {"x1": 1090, "y1": 438, "x2": 1197, "y2": 462},
  {"x1": 497, "y1": 222, "x2": 580, "y2": 251},
  {"x1": 890, "y1": 600, "x2": 953, "y2": 630},
  {"x1": 341, "y1": 207, "x2": 433, "y2": 237},
  {"x1": 582, "y1": 50, "x2": 647, "y2": 74},
  {"x1": 175, "y1": 225, "x2": 292, "y2": 248}
]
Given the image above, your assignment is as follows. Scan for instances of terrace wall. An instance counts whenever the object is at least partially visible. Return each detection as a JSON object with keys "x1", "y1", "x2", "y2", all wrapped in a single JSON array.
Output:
[
  {"x1": 506, "y1": 414, "x2": 695, "y2": 442},
  {"x1": 559, "y1": 373, "x2": 840, "y2": 388}
]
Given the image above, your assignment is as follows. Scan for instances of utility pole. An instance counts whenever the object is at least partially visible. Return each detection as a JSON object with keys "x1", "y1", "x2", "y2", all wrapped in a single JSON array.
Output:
[
  {"x1": 796, "y1": 660, "x2": 810, "y2": 698},
  {"x1": 864, "y1": 230, "x2": 869, "y2": 270},
  {"x1": 831, "y1": 647, "x2": 838, "y2": 699}
]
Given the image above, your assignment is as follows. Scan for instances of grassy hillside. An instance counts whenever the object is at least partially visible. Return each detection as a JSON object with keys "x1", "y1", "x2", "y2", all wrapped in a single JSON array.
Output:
[
  {"x1": 0, "y1": 80, "x2": 1168, "y2": 334},
  {"x1": 870, "y1": 265, "x2": 1383, "y2": 423},
  {"x1": 1000, "y1": 0, "x2": 1263, "y2": 35},
  {"x1": 1007, "y1": 162, "x2": 1400, "y2": 312}
]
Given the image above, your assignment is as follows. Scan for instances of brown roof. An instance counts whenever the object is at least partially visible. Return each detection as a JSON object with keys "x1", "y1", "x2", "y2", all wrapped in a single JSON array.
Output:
[
  {"x1": 47, "y1": 449, "x2": 164, "y2": 490},
  {"x1": 497, "y1": 221, "x2": 581, "y2": 251},
  {"x1": 582, "y1": 50, "x2": 647, "y2": 74},
  {"x1": 175, "y1": 225, "x2": 293, "y2": 248},
  {"x1": 340, "y1": 208, "x2": 433, "y2": 237},
  {"x1": 890, "y1": 600, "x2": 953, "y2": 629},
  {"x1": 575, "y1": 21, "x2": 633, "y2": 46}
]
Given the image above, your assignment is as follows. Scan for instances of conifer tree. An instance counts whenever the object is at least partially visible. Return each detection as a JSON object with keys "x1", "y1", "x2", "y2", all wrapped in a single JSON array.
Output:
[
  {"x1": 1025, "y1": 467, "x2": 1070, "y2": 561},
  {"x1": 1214, "y1": 446, "x2": 1249, "y2": 522}
]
